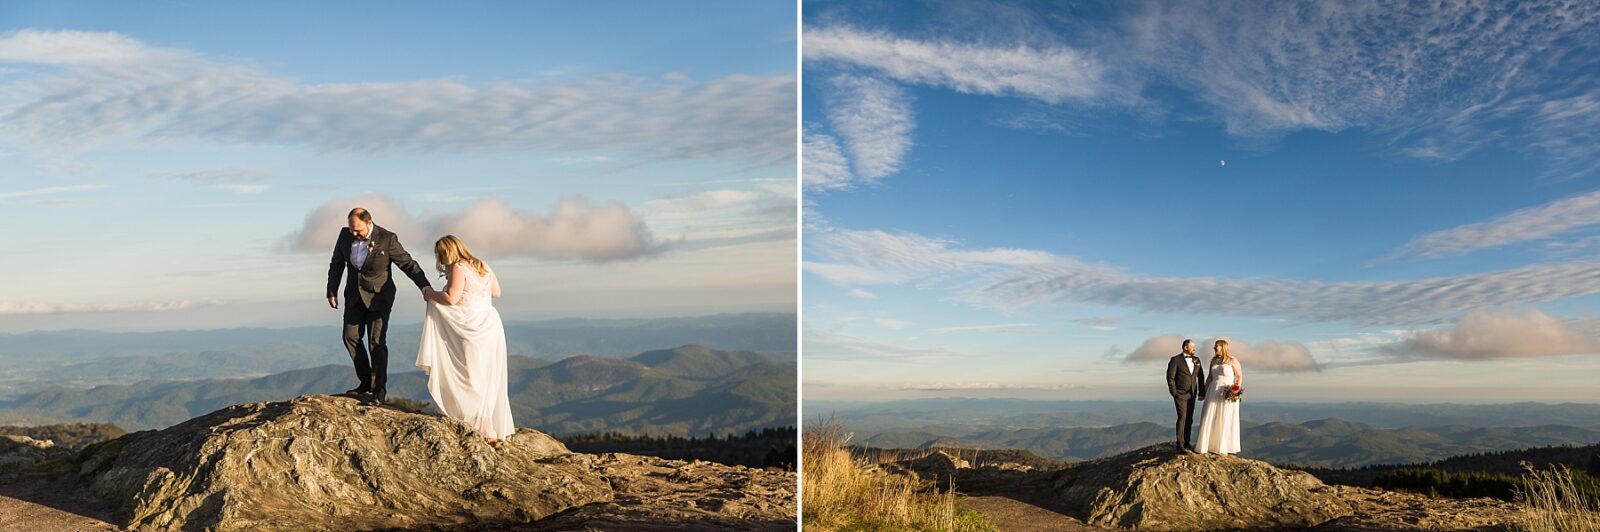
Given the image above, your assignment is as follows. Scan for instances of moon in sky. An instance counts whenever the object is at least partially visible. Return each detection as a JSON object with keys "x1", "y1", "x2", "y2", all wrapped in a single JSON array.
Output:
[{"x1": 1220, "y1": 160, "x2": 1226, "y2": 167}]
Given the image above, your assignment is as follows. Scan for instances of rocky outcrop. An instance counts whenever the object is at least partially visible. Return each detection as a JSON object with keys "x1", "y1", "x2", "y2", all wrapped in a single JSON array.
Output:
[
  {"x1": 0, "y1": 435, "x2": 62, "y2": 472},
  {"x1": 1051, "y1": 444, "x2": 1351, "y2": 530},
  {"x1": 78, "y1": 395, "x2": 611, "y2": 531},
  {"x1": 533, "y1": 453, "x2": 797, "y2": 530}
]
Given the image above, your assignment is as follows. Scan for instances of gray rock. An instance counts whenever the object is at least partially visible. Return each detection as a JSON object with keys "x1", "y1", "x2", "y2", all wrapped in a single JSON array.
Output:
[
  {"x1": 78, "y1": 394, "x2": 611, "y2": 531},
  {"x1": 1052, "y1": 444, "x2": 1351, "y2": 530}
]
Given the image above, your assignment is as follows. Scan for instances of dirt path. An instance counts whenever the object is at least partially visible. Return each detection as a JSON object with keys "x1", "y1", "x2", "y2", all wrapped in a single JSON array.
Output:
[
  {"x1": 0, "y1": 473, "x2": 121, "y2": 531},
  {"x1": 957, "y1": 495, "x2": 1104, "y2": 532}
]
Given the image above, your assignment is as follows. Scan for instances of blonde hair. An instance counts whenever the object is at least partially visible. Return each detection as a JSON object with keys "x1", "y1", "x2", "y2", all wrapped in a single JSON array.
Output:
[
  {"x1": 1214, "y1": 339, "x2": 1232, "y2": 364},
  {"x1": 433, "y1": 235, "x2": 488, "y2": 277}
]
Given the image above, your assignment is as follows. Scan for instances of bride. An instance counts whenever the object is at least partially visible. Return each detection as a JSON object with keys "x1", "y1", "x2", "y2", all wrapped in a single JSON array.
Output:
[
  {"x1": 415, "y1": 235, "x2": 514, "y2": 442},
  {"x1": 1195, "y1": 339, "x2": 1243, "y2": 455}
]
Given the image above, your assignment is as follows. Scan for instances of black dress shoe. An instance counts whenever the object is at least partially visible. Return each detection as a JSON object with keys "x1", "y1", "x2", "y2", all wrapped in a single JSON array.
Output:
[
  {"x1": 343, "y1": 386, "x2": 373, "y2": 396},
  {"x1": 372, "y1": 387, "x2": 387, "y2": 405}
]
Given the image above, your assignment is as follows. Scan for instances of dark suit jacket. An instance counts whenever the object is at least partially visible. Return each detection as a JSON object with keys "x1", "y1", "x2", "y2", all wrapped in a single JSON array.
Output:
[
  {"x1": 1166, "y1": 354, "x2": 1206, "y2": 398},
  {"x1": 326, "y1": 225, "x2": 432, "y2": 313}
]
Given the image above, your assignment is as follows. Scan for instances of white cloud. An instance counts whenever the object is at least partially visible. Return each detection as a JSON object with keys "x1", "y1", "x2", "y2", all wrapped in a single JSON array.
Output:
[
  {"x1": 0, "y1": 30, "x2": 795, "y2": 164},
  {"x1": 0, "y1": 183, "x2": 108, "y2": 201},
  {"x1": 0, "y1": 29, "x2": 179, "y2": 65},
  {"x1": 0, "y1": 300, "x2": 195, "y2": 315},
  {"x1": 824, "y1": 75, "x2": 914, "y2": 181},
  {"x1": 1072, "y1": 317, "x2": 1119, "y2": 331},
  {"x1": 410, "y1": 192, "x2": 471, "y2": 204},
  {"x1": 897, "y1": 382, "x2": 1074, "y2": 392},
  {"x1": 1378, "y1": 308, "x2": 1600, "y2": 360},
  {"x1": 804, "y1": 330, "x2": 964, "y2": 363},
  {"x1": 804, "y1": 26, "x2": 1107, "y2": 103},
  {"x1": 288, "y1": 194, "x2": 658, "y2": 261},
  {"x1": 931, "y1": 323, "x2": 1034, "y2": 334},
  {"x1": 153, "y1": 166, "x2": 272, "y2": 193},
  {"x1": 646, "y1": 189, "x2": 758, "y2": 212},
  {"x1": 802, "y1": 128, "x2": 854, "y2": 190},
  {"x1": 1382, "y1": 189, "x2": 1600, "y2": 262},
  {"x1": 847, "y1": 288, "x2": 879, "y2": 300},
  {"x1": 874, "y1": 318, "x2": 912, "y2": 330},
  {"x1": 1123, "y1": 1, "x2": 1600, "y2": 171},
  {"x1": 1124, "y1": 333, "x2": 1320, "y2": 373},
  {"x1": 808, "y1": 227, "x2": 1600, "y2": 326}
]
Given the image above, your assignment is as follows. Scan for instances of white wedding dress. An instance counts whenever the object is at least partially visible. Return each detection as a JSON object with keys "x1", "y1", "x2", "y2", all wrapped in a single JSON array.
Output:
[
  {"x1": 1195, "y1": 361, "x2": 1241, "y2": 454},
  {"x1": 415, "y1": 262, "x2": 514, "y2": 440}
]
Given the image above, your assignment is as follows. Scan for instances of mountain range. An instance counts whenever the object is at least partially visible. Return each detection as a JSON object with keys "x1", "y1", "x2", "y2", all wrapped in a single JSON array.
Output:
[
  {"x1": 1, "y1": 344, "x2": 794, "y2": 437},
  {"x1": 857, "y1": 418, "x2": 1600, "y2": 468},
  {"x1": 0, "y1": 313, "x2": 795, "y2": 396}
]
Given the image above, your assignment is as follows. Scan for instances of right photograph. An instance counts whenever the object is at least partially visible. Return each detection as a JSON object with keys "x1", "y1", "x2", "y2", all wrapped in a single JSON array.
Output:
[{"x1": 800, "y1": 1, "x2": 1600, "y2": 531}]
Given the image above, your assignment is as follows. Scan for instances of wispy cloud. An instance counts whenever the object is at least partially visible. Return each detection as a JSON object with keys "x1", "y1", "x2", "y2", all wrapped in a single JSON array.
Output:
[
  {"x1": 931, "y1": 323, "x2": 1034, "y2": 334},
  {"x1": 1381, "y1": 189, "x2": 1600, "y2": 262},
  {"x1": 804, "y1": 330, "x2": 964, "y2": 363},
  {"x1": 0, "y1": 30, "x2": 795, "y2": 165},
  {"x1": 897, "y1": 382, "x2": 1074, "y2": 392},
  {"x1": 808, "y1": 227, "x2": 1600, "y2": 326},
  {"x1": 288, "y1": 194, "x2": 658, "y2": 261},
  {"x1": 0, "y1": 183, "x2": 108, "y2": 201},
  {"x1": 874, "y1": 318, "x2": 912, "y2": 330},
  {"x1": 804, "y1": 25, "x2": 1108, "y2": 104},
  {"x1": 1123, "y1": 1, "x2": 1600, "y2": 172},
  {"x1": 847, "y1": 288, "x2": 879, "y2": 300},
  {"x1": 0, "y1": 300, "x2": 195, "y2": 315},
  {"x1": 802, "y1": 128, "x2": 854, "y2": 191},
  {"x1": 153, "y1": 166, "x2": 272, "y2": 193},
  {"x1": 1378, "y1": 308, "x2": 1600, "y2": 361},
  {"x1": 824, "y1": 74, "x2": 914, "y2": 182}
]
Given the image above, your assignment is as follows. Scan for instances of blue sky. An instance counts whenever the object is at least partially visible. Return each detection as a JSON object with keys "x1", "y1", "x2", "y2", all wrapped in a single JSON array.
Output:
[
  {"x1": 802, "y1": 0, "x2": 1600, "y2": 403},
  {"x1": 0, "y1": 1, "x2": 797, "y2": 331}
]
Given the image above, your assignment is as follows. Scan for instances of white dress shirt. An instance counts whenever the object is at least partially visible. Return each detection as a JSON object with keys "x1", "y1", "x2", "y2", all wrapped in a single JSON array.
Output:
[
  {"x1": 351, "y1": 231, "x2": 372, "y2": 270},
  {"x1": 1184, "y1": 355, "x2": 1195, "y2": 374}
]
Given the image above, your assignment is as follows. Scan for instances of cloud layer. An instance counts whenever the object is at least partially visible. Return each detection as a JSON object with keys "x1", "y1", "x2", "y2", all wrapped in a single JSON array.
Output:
[
  {"x1": 0, "y1": 29, "x2": 795, "y2": 164},
  {"x1": 807, "y1": 228, "x2": 1600, "y2": 326},
  {"x1": 804, "y1": 26, "x2": 1107, "y2": 103},
  {"x1": 1379, "y1": 309, "x2": 1600, "y2": 360},
  {"x1": 1383, "y1": 189, "x2": 1600, "y2": 262},
  {"x1": 289, "y1": 194, "x2": 657, "y2": 261},
  {"x1": 1124, "y1": 333, "x2": 1320, "y2": 373}
]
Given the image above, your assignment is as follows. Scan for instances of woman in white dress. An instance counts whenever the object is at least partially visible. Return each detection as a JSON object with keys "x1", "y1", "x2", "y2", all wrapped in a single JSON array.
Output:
[
  {"x1": 1195, "y1": 339, "x2": 1243, "y2": 455},
  {"x1": 415, "y1": 235, "x2": 514, "y2": 442}
]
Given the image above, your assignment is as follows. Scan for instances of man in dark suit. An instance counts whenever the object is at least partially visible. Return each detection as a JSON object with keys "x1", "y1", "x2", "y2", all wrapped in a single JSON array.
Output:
[
  {"x1": 326, "y1": 207, "x2": 433, "y2": 405},
  {"x1": 1166, "y1": 338, "x2": 1207, "y2": 452}
]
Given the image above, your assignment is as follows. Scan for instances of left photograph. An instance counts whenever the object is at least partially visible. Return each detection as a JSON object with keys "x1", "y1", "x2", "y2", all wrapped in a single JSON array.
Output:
[{"x1": 0, "y1": 2, "x2": 798, "y2": 530}]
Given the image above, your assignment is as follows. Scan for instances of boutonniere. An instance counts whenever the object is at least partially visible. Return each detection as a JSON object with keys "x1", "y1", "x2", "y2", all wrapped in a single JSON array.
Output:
[{"x1": 365, "y1": 239, "x2": 375, "y2": 253}]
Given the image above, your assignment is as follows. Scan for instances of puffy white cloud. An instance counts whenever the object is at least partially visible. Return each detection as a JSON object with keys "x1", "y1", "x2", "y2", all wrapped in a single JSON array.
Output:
[
  {"x1": 1124, "y1": 333, "x2": 1320, "y2": 373},
  {"x1": 1379, "y1": 308, "x2": 1600, "y2": 360},
  {"x1": 288, "y1": 195, "x2": 656, "y2": 262}
]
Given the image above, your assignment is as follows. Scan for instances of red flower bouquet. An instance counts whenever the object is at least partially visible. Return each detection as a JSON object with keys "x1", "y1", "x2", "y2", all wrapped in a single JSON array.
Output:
[{"x1": 1225, "y1": 385, "x2": 1244, "y2": 402}]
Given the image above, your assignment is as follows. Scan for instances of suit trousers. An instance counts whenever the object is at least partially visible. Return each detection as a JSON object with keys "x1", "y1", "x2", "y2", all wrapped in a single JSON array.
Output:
[
  {"x1": 1173, "y1": 392, "x2": 1196, "y2": 448},
  {"x1": 342, "y1": 296, "x2": 391, "y2": 389}
]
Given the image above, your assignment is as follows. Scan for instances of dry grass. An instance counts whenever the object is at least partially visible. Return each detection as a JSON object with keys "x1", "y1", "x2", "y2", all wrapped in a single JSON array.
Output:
[
  {"x1": 801, "y1": 418, "x2": 995, "y2": 531},
  {"x1": 1515, "y1": 462, "x2": 1600, "y2": 532}
]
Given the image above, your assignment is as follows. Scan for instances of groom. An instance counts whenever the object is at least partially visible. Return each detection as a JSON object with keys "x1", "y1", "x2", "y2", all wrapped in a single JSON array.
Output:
[
  {"x1": 1166, "y1": 338, "x2": 1206, "y2": 452},
  {"x1": 326, "y1": 207, "x2": 433, "y2": 405}
]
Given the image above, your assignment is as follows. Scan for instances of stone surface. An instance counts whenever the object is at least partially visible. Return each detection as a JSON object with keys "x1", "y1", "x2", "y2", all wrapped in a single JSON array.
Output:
[
  {"x1": 1050, "y1": 444, "x2": 1352, "y2": 530},
  {"x1": 78, "y1": 394, "x2": 611, "y2": 531},
  {"x1": 530, "y1": 453, "x2": 797, "y2": 530}
]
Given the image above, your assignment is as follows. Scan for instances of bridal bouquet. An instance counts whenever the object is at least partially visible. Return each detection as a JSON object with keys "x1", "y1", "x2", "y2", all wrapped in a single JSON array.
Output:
[{"x1": 1225, "y1": 385, "x2": 1244, "y2": 402}]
